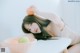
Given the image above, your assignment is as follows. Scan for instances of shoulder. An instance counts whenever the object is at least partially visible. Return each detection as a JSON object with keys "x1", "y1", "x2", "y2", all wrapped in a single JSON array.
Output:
[{"x1": 43, "y1": 22, "x2": 53, "y2": 32}]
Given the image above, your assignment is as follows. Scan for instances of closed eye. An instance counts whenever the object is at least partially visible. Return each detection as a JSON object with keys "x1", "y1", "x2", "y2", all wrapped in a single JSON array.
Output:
[
  {"x1": 27, "y1": 24, "x2": 32, "y2": 31},
  {"x1": 28, "y1": 29, "x2": 31, "y2": 31}
]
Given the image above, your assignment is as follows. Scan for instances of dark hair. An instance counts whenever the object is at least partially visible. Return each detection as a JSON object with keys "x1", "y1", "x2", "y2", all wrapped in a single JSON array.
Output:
[{"x1": 22, "y1": 15, "x2": 52, "y2": 40}]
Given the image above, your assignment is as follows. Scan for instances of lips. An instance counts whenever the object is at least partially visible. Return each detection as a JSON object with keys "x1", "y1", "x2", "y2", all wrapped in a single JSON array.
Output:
[{"x1": 35, "y1": 28, "x2": 38, "y2": 32}]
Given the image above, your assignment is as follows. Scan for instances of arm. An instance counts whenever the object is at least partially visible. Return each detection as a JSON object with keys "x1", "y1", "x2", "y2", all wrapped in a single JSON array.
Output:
[
  {"x1": 44, "y1": 22, "x2": 61, "y2": 36},
  {"x1": 63, "y1": 49, "x2": 69, "y2": 53},
  {"x1": 35, "y1": 11, "x2": 65, "y2": 31},
  {"x1": 26, "y1": 6, "x2": 65, "y2": 31}
]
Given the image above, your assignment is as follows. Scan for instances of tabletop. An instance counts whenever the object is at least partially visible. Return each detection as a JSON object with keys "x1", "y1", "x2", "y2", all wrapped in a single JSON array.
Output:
[
  {"x1": 0, "y1": 37, "x2": 71, "y2": 53},
  {"x1": 27, "y1": 37, "x2": 71, "y2": 53}
]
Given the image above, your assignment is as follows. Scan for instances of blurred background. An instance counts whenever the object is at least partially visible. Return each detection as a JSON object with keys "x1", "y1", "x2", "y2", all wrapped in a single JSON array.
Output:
[{"x1": 0, "y1": 0, "x2": 80, "y2": 41}]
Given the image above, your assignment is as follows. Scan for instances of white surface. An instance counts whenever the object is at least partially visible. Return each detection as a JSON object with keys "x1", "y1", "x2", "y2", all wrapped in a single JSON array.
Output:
[
  {"x1": 28, "y1": 38, "x2": 71, "y2": 53},
  {"x1": 0, "y1": 38, "x2": 71, "y2": 53}
]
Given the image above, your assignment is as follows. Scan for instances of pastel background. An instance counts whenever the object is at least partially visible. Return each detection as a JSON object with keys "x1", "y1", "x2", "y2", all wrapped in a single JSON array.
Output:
[{"x1": 0, "y1": 0, "x2": 80, "y2": 41}]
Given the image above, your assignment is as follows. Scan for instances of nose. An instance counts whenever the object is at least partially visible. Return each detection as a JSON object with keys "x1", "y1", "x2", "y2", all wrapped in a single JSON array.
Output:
[{"x1": 30, "y1": 26, "x2": 36, "y2": 32}]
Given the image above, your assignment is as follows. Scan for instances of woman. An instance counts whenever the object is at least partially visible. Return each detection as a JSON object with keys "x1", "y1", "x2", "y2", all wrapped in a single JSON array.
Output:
[
  {"x1": 22, "y1": 6, "x2": 80, "y2": 53},
  {"x1": 22, "y1": 15, "x2": 52, "y2": 40}
]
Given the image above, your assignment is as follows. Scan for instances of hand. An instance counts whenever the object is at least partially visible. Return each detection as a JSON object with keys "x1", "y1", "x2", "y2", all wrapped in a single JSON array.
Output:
[{"x1": 27, "y1": 6, "x2": 36, "y2": 15}]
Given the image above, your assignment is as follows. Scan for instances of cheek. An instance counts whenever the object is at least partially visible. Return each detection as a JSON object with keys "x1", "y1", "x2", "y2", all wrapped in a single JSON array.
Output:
[
  {"x1": 30, "y1": 27, "x2": 36, "y2": 32},
  {"x1": 35, "y1": 24, "x2": 40, "y2": 28},
  {"x1": 32, "y1": 24, "x2": 38, "y2": 29}
]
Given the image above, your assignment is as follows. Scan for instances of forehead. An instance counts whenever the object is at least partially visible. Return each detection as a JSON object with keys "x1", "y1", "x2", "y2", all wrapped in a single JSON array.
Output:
[{"x1": 24, "y1": 23, "x2": 31, "y2": 29}]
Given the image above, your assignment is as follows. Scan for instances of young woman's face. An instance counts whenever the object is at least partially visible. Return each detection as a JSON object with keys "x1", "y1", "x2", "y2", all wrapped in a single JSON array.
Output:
[{"x1": 24, "y1": 23, "x2": 41, "y2": 33}]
